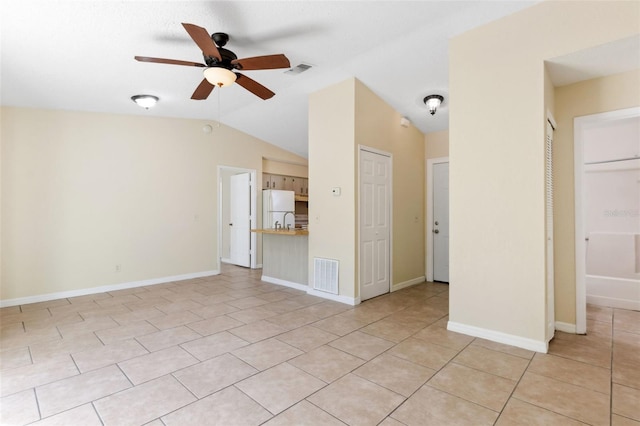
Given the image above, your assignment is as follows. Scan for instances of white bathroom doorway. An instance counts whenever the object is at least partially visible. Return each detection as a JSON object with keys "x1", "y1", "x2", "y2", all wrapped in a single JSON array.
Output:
[
  {"x1": 218, "y1": 166, "x2": 258, "y2": 269},
  {"x1": 574, "y1": 107, "x2": 640, "y2": 331}
]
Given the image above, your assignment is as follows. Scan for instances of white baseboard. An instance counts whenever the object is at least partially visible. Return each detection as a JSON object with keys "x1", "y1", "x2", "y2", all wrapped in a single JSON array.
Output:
[
  {"x1": 260, "y1": 275, "x2": 360, "y2": 306},
  {"x1": 0, "y1": 270, "x2": 220, "y2": 308},
  {"x1": 260, "y1": 275, "x2": 308, "y2": 292},
  {"x1": 392, "y1": 276, "x2": 426, "y2": 292},
  {"x1": 307, "y1": 288, "x2": 361, "y2": 306},
  {"x1": 254, "y1": 263, "x2": 263, "y2": 269},
  {"x1": 221, "y1": 258, "x2": 233, "y2": 264},
  {"x1": 587, "y1": 294, "x2": 640, "y2": 311},
  {"x1": 447, "y1": 321, "x2": 548, "y2": 353},
  {"x1": 555, "y1": 321, "x2": 577, "y2": 334}
]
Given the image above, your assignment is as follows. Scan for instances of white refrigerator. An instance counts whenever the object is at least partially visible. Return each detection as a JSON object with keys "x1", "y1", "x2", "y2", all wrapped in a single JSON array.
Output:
[{"x1": 263, "y1": 190, "x2": 295, "y2": 229}]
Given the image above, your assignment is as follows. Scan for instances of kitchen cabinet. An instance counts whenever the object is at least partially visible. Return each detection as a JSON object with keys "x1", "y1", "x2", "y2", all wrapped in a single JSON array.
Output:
[
  {"x1": 262, "y1": 173, "x2": 273, "y2": 190},
  {"x1": 271, "y1": 174, "x2": 286, "y2": 190},
  {"x1": 282, "y1": 176, "x2": 294, "y2": 191},
  {"x1": 294, "y1": 178, "x2": 308, "y2": 196},
  {"x1": 263, "y1": 174, "x2": 286, "y2": 190},
  {"x1": 263, "y1": 173, "x2": 307, "y2": 194},
  {"x1": 292, "y1": 177, "x2": 303, "y2": 195}
]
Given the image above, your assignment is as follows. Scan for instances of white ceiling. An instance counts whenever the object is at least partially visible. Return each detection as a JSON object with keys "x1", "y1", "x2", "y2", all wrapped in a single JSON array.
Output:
[
  {"x1": 547, "y1": 35, "x2": 640, "y2": 87},
  {"x1": 2, "y1": 0, "x2": 543, "y2": 158}
]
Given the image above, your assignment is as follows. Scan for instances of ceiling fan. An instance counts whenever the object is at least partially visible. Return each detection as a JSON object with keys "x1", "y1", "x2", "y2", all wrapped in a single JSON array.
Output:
[{"x1": 135, "y1": 23, "x2": 291, "y2": 100}]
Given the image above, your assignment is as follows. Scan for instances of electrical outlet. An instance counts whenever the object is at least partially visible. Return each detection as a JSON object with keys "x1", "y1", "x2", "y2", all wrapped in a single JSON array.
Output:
[{"x1": 115, "y1": 264, "x2": 121, "y2": 273}]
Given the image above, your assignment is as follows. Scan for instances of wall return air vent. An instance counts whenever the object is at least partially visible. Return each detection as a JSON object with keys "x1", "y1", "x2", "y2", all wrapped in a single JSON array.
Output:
[{"x1": 313, "y1": 257, "x2": 339, "y2": 294}]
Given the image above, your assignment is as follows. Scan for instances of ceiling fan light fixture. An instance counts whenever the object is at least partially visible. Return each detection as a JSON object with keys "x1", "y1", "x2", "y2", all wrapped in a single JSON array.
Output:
[
  {"x1": 131, "y1": 94, "x2": 159, "y2": 109},
  {"x1": 423, "y1": 94, "x2": 444, "y2": 116},
  {"x1": 204, "y1": 67, "x2": 237, "y2": 87}
]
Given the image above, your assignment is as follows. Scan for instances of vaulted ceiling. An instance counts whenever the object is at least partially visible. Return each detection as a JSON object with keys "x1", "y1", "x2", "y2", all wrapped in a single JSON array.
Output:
[{"x1": 2, "y1": 1, "x2": 542, "y2": 157}]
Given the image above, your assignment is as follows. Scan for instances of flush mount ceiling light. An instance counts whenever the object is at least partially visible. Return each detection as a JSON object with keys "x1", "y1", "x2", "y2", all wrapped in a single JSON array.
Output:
[
  {"x1": 131, "y1": 94, "x2": 159, "y2": 109},
  {"x1": 203, "y1": 67, "x2": 237, "y2": 88},
  {"x1": 423, "y1": 94, "x2": 444, "y2": 116}
]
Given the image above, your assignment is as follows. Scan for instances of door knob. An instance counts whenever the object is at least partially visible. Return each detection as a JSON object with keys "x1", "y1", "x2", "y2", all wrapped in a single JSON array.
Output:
[
  {"x1": 434, "y1": 229, "x2": 439, "y2": 234},
  {"x1": 229, "y1": 223, "x2": 233, "y2": 226}
]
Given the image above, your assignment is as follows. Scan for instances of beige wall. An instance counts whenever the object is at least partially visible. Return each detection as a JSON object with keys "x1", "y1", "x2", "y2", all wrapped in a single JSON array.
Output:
[
  {"x1": 1, "y1": 107, "x2": 305, "y2": 302},
  {"x1": 309, "y1": 78, "x2": 357, "y2": 297},
  {"x1": 354, "y1": 79, "x2": 426, "y2": 288},
  {"x1": 262, "y1": 159, "x2": 308, "y2": 178},
  {"x1": 308, "y1": 77, "x2": 425, "y2": 301},
  {"x1": 425, "y1": 130, "x2": 449, "y2": 159},
  {"x1": 554, "y1": 69, "x2": 640, "y2": 324},
  {"x1": 449, "y1": 1, "x2": 639, "y2": 345}
]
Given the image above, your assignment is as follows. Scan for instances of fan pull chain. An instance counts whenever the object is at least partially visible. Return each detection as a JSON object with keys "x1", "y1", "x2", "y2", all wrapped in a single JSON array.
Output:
[{"x1": 216, "y1": 85, "x2": 221, "y2": 128}]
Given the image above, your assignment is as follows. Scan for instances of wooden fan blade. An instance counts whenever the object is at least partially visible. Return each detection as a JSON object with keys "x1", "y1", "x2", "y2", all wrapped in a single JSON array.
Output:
[
  {"x1": 135, "y1": 56, "x2": 206, "y2": 67},
  {"x1": 191, "y1": 78, "x2": 215, "y2": 100},
  {"x1": 182, "y1": 23, "x2": 221, "y2": 61},
  {"x1": 231, "y1": 54, "x2": 291, "y2": 70},
  {"x1": 235, "y1": 73, "x2": 275, "y2": 100}
]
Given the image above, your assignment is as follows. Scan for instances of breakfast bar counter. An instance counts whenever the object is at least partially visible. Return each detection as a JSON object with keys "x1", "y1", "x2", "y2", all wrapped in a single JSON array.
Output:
[
  {"x1": 251, "y1": 228, "x2": 309, "y2": 236},
  {"x1": 251, "y1": 229, "x2": 308, "y2": 289}
]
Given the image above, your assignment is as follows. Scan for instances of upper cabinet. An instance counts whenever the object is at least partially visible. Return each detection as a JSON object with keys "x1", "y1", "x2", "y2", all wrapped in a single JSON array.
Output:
[
  {"x1": 293, "y1": 177, "x2": 308, "y2": 196},
  {"x1": 263, "y1": 173, "x2": 308, "y2": 196},
  {"x1": 263, "y1": 174, "x2": 287, "y2": 190}
]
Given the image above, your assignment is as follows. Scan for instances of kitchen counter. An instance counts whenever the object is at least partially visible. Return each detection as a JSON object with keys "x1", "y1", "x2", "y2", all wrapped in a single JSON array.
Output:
[
  {"x1": 252, "y1": 228, "x2": 309, "y2": 236},
  {"x1": 252, "y1": 229, "x2": 308, "y2": 289}
]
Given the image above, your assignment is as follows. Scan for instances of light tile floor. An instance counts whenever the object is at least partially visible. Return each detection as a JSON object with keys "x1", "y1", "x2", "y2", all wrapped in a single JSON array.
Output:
[{"x1": 1, "y1": 264, "x2": 639, "y2": 425}]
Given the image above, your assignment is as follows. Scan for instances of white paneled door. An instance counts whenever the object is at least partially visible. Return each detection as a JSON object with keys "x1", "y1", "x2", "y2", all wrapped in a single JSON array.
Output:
[
  {"x1": 229, "y1": 172, "x2": 251, "y2": 268},
  {"x1": 433, "y1": 162, "x2": 449, "y2": 282},
  {"x1": 360, "y1": 149, "x2": 391, "y2": 301}
]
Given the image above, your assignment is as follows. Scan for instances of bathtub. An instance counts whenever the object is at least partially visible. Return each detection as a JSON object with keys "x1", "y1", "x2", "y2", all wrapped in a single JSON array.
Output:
[{"x1": 586, "y1": 232, "x2": 640, "y2": 310}]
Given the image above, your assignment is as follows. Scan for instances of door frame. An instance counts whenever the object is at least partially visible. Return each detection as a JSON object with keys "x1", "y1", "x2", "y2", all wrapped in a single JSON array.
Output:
[
  {"x1": 426, "y1": 156, "x2": 449, "y2": 282},
  {"x1": 217, "y1": 165, "x2": 258, "y2": 269},
  {"x1": 357, "y1": 145, "x2": 393, "y2": 299},
  {"x1": 574, "y1": 106, "x2": 640, "y2": 334}
]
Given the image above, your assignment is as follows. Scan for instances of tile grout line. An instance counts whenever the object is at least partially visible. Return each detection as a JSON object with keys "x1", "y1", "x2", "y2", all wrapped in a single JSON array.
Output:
[
  {"x1": 3, "y1": 272, "x2": 632, "y2": 426},
  {"x1": 491, "y1": 349, "x2": 536, "y2": 424},
  {"x1": 347, "y1": 303, "x2": 464, "y2": 423}
]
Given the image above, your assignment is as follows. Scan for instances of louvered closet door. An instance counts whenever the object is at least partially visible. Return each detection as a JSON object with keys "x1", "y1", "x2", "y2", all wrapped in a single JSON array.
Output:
[{"x1": 546, "y1": 120, "x2": 555, "y2": 341}]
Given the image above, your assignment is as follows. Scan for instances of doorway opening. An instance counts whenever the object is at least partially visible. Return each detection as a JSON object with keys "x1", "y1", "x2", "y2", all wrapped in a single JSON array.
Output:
[
  {"x1": 574, "y1": 107, "x2": 640, "y2": 333},
  {"x1": 218, "y1": 166, "x2": 258, "y2": 269}
]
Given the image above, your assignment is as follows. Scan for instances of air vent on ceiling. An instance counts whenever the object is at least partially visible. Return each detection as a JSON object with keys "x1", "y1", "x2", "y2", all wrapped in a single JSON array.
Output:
[{"x1": 285, "y1": 63, "x2": 312, "y2": 75}]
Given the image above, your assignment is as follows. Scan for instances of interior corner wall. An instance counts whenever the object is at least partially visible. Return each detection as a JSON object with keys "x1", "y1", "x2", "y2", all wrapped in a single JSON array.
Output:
[
  {"x1": 449, "y1": 1, "x2": 640, "y2": 346},
  {"x1": 0, "y1": 107, "x2": 306, "y2": 303},
  {"x1": 308, "y1": 78, "x2": 357, "y2": 299},
  {"x1": 308, "y1": 78, "x2": 426, "y2": 301},
  {"x1": 554, "y1": 69, "x2": 640, "y2": 325},
  {"x1": 353, "y1": 79, "x2": 426, "y2": 289}
]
